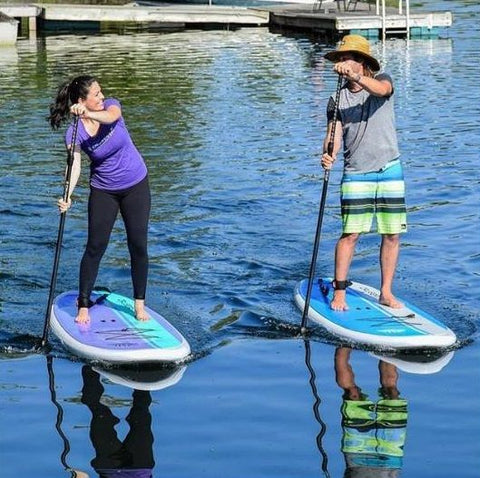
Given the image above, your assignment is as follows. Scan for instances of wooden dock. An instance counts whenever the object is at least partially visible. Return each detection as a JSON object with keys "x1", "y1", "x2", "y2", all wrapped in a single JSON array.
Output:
[
  {"x1": 0, "y1": 1, "x2": 452, "y2": 41},
  {"x1": 262, "y1": 1, "x2": 452, "y2": 40},
  {"x1": 0, "y1": 3, "x2": 269, "y2": 35},
  {"x1": 1, "y1": 11, "x2": 19, "y2": 45}
]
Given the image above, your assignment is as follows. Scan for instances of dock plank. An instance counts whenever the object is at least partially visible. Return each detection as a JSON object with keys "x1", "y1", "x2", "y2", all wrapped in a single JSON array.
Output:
[{"x1": 40, "y1": 4, "x2": 269, "y2": 25}]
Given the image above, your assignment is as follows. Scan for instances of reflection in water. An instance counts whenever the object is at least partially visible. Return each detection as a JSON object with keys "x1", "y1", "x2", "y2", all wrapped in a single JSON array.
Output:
[
  {"x1": 335, "y1": 348, "x2": 407, "y2": 478},
  {"x1": 46, "y1": 356, "x2": 77, "y2": 478},
  {"x1": 304, "y1": 341, "x2": 456, "y2": 477},
  {"x1": 81, "y1": 366, "x2": 154, "y2": 478},
  {"x1": 46, "y1": 356, "x2": 186, "y2": 478},
  {"x1": 303, "y1": 340, "x2": 331, "y2": 478},
  {"x1": 370, "y1": 349, "x2": 454, "y2": 375}
]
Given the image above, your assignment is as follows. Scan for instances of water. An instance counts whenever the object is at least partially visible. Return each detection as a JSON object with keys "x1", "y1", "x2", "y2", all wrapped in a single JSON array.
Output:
[{"x1": 1, "y1": 1, "x2": 479, "y2": 476}]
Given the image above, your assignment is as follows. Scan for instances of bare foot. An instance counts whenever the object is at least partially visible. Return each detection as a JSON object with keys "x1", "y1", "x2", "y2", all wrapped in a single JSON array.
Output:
[
  {"x1": 330, "y1": 290, "x2": 349, "y2": 312},
  {"x1": 379, "y1": 293, "x2": 403, "y2": 309},
  {"x1": 75, "y1": 307, "x2": 90, "y2": 324},
  {"x1": 134, "y1": 299, "x2": 150, "y2": 322}
]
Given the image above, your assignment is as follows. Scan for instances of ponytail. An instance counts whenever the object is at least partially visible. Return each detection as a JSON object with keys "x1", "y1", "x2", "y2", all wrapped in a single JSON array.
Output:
[{"x1": 47, "y1": 75, "x2": 97, "y2": 130}]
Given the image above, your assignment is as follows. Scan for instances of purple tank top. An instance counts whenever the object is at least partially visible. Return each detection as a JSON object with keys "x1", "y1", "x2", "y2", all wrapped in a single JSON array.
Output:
[{"x1": 65, "y1": 98, "x2": 147, "y2": 191}]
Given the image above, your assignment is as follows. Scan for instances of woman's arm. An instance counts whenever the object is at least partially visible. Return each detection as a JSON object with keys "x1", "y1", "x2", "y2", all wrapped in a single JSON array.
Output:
[
  {"x1": 70, "y1": 103, "x2": 121, "y2": 125},
  {"x1": 57, "y1": 147, "x2": 81, "y2": 213}
]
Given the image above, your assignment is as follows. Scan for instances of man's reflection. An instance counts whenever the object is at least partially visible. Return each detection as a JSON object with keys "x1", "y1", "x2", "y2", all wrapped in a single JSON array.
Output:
[
  {"x1": 335, "y1": 347, "x2": 408, "y2": 478},
  {"x1": 81, "y1": 365, "x2": 155, "y2": 478}
]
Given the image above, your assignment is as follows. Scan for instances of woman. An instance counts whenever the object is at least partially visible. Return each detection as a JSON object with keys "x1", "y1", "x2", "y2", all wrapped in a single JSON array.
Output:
[
  {"x1": 48, "y1": 75, "x2": 151, "y2": 324},
  {"x1": 320, "y1": 35, "x2": 407, "y2": 312}
]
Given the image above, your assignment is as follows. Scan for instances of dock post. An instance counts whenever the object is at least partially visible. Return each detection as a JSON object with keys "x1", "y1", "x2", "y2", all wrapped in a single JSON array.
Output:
[
  {"x1": 381, "y1": 0, "x2": 386, "y2": 42},
  {"x1": 28, "y1": 15, "x2": 36, "y2": 33},
  {"x1": 406, "y1": 0, "x2": 410, "y2": 39}
]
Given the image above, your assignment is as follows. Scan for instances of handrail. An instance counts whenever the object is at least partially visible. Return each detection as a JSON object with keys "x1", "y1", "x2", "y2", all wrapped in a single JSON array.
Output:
[{"x1": 377, "y1": 0, "x2": 410, "y2": 41}]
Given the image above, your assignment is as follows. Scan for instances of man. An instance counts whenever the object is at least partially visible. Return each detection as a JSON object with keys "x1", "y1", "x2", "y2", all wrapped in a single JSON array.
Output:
[{"x1": 321, "y1": 35, "x2": 407, "y2": 311}]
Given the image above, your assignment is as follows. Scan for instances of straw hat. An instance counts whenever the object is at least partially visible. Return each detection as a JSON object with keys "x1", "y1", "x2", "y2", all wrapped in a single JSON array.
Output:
[{"x1": 324, "y1": 34, "x2": 380, "y2": 72}]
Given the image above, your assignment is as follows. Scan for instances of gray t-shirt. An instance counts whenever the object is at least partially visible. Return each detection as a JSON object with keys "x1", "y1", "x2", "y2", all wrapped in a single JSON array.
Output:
[{"x1": 327, "y1": 73, "x2": 400, "y2": 173}]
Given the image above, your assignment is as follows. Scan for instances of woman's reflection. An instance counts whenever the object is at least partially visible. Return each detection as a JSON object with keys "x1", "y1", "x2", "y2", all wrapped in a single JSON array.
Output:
[
  {"x1": 81, "y1": 365, "x2": 155, "y2": 478},
  {"x1": 335, "y1": 347, "x2": 408, "y2": 478}
]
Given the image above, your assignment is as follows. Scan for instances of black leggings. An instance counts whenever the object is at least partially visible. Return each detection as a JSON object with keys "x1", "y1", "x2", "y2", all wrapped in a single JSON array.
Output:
[{"x1": 78, "y1": 176, "x2": 151, "y2": 308}]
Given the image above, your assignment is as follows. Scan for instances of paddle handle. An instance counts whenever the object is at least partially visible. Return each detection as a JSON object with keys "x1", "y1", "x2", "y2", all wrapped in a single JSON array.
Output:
[
  {"x1": 301, "y1": 75, "x2": 342, "y2": 332},
  {"x1": 41, "y1": 116, "x2": 80, "y2": 347}
]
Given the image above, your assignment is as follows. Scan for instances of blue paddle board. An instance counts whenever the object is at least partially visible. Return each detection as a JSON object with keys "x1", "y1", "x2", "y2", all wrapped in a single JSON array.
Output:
[
  {"x1": 294, "y1": 278, "x2": 456, "y2": 349},
  {"x1": 50, "y1": 290, "x2": 190, "y2": 364}
]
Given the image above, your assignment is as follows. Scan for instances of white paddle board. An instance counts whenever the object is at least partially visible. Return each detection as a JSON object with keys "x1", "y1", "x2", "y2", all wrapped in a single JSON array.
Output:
[
  {"x1": 50, "y1": 290, "x2": 190, "y2": 364},
  {"x1": 294, "y1": 278, "x2": 456, "y2": 349}
]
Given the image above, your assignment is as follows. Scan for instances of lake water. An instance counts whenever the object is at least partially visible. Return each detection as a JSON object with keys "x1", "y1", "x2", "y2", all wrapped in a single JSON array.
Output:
[{"x1": 1, "y1": 1, "x2": 479, "y2": 477}]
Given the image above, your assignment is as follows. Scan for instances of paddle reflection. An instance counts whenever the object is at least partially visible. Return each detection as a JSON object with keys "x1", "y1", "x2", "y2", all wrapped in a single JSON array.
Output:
[
  {"x1": 335, "y1": 347, "x2": 407, "y2": 478},
  {"x1": 304, "y1": 340, "x2": 331, "y2": 478}
]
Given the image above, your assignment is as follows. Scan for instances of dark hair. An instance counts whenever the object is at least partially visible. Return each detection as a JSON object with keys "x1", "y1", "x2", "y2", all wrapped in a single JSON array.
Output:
[{"x1": 47, "y1": 75, "x2": 97, "y2": 130}]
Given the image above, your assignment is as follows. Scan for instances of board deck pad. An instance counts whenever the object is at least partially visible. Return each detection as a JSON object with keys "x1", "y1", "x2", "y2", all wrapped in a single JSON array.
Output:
[
  {"x1": 51, "y1": 290, "x2": 190, "y2": 364},
  {"x1": 294, "y1": 278, "x2": 456, "y2": 349}
]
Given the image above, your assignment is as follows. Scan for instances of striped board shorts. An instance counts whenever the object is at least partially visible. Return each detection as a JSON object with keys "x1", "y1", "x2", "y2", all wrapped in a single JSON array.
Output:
[{"x1": 341, "y1": 159, "x2": 407, "y2": 234}]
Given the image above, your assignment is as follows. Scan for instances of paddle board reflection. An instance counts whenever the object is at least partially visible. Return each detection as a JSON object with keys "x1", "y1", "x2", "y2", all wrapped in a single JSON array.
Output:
[
  {"x1": 80, "y1": 365, "x2": 155, "y2": 478},
  {"x1": 47, "y1": 357, "x2": 187, "y2": 478},
  {"x1": 335, "y1": 347, "x2": 408, "y2": 478}
]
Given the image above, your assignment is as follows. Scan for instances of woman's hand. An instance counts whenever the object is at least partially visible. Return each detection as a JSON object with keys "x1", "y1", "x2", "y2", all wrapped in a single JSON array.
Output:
[
  {"x1": 70, "y1": 103, "x2": 89, "y2": 118},
  {"x1": 57, "y1": 197, "x2": 72, "y2": 213},
  {"x1": 321, "y1": 151, "x2": 335, "y2": 170}
]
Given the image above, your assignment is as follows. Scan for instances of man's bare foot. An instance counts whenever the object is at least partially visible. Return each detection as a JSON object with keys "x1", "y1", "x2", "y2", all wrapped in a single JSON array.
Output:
[
  {"x1": 330, "y1": 290, "x2": 349, "y2": 312},
  {"x1": 134, "y1": 299, "x2": 150, "y2": 322},
  {"x1": 75, "y1": 307, "x2": 90, "y2": 324},
  {"x1": 379, "y1": 293, "x2": 403, "y2": 309}
]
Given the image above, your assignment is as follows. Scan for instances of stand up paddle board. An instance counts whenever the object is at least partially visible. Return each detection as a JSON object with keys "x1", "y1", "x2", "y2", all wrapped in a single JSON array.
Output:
[
  {"x1": 294, "y1": 278, "x2": 456, "y2": 349},
  {"x1": 50, "y1": 290, "x2": 190, "y2": 364}
]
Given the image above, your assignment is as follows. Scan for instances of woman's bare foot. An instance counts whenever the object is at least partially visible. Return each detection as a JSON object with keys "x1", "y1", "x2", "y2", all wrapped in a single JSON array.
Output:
[
  {"x1": 134, "y1": 299, "x2": 150, "y2": 322},
  {"x1": 75, "y1": 307, "x2": 90, "y2": 324},
  {"x1": 379, "y1": 293, "x2": 403, "y2": 309},
  {"x1": 330, "y1": 290, "x2": 349, "y2": 312}
]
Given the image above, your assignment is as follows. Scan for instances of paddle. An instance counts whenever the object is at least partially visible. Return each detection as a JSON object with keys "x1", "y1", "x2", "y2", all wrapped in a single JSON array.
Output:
[
  {"x1": 40, "y1": 115, "x2": 80, "y2": 348},
  {"x1": 301, "y1": 74, "x2": 343, "y2": 333}
]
